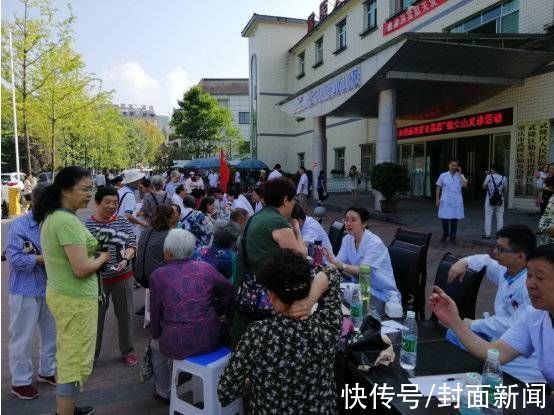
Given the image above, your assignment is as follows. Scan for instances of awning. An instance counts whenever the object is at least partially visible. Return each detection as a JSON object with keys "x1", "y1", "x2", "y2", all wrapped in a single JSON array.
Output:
[{"x1": 279, "y1": 33, "x2": 554, "y2": 120}]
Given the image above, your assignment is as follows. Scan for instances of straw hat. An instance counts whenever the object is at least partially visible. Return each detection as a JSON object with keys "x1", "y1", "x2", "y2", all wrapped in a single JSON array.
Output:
[{"x1": 122, "y1": 169, "x2": 145, "y2": 184}]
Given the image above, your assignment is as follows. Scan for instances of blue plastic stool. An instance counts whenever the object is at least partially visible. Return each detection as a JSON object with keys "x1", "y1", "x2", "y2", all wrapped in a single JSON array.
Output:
[{"x1": 169, "y1": 346, "x2": 243, "y2": 415}]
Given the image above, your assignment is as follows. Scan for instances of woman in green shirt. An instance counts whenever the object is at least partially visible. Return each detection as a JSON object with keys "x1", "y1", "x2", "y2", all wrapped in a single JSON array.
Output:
[
  {"x1": 232, "y1": 177, "x2": 328, "y2": 345},
  {"x1": 35, "y1": 166, "x2": 110, "y2": 415}
]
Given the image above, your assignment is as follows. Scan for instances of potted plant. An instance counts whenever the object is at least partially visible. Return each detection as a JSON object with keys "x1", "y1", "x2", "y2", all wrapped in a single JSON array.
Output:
[
  {"x1": 370, "y1": 162, "x2": 410, "y2": 213},
  {"x1": 330, "y1": 169, "x2": 344, "y2": 179}
]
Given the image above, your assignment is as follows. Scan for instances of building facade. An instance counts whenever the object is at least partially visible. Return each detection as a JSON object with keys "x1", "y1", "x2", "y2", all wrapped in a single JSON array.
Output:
[
  {"x1": 198, "y1": 78, "x2": 251, "y2": 155},
  {"x1": 242, "y1": 0, "x2": 554, "y2": 210}
]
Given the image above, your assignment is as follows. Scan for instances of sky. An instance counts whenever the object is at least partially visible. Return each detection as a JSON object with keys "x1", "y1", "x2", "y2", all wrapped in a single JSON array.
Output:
[{"x1": 2, "y1": 0, "x2": 316, "y2": 115}]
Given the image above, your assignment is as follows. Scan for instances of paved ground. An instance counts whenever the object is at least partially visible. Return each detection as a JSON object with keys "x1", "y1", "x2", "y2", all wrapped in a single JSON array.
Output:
[{"x1": 0, "y1": 194, "x2": 518, "y2": 414}]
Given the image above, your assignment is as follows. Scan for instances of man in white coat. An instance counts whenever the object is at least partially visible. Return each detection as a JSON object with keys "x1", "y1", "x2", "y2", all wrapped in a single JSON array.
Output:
[
  {"x1": 436, "y1": 160, "x2": 467, "y2": 244},
  {"x1": 290, "y1": 204, "x2": 332, "y2": 254},
  {"x1": 268, "y1": 164, "x2": 283, "y2": 181},
  {"x1": 446, "y1": 225, "x2": 545, "y2": 382}
]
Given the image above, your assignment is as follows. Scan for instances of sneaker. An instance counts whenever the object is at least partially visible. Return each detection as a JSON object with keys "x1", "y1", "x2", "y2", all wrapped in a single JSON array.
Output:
[
  {"x1": 124, "y1": 353, "x2": 138, "y2": 367},
  {"x1": 11, "y1": 384, "x2": 39, "y2": 400},
  {"x1": 37, "y1": 374, "x2": 56, "y2": 386},
  {"x1": 153, "y1": 391, "x2": 170, "y2": 405}
]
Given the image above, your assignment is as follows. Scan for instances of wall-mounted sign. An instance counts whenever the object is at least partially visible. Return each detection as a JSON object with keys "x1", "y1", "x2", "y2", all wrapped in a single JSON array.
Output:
[
  {"x1": 514, "y1": 120, "x2": 550, "y2": 197},
  {"x1": 397, "y1": 108, "x2": 513, "y2": 139},
  {"x1": 384, "y1": 0, "x2": 448, "y2": 36},
  {"x1": 293, "y1": 65, "x2": 361, "y2": 114}
]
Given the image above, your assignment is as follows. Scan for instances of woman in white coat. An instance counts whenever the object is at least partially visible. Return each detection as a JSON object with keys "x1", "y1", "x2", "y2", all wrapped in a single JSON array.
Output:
[
  {"x1": 325, "y1": 206, "x2": 401, "y2": 303},
  {"x1": 436, "y1": 160, "x2": 468, "y2": 244}
]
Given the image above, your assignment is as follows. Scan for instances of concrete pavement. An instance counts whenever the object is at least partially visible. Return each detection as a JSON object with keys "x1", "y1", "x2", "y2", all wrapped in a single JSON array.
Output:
[{"x1": 1, "y1": 201, "x2": 501, "y2": 414}]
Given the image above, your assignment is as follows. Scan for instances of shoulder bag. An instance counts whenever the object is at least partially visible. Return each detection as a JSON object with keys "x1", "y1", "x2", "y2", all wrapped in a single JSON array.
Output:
[{"x1": 235, "y1": 213, "x2": 275, "y2": 319}]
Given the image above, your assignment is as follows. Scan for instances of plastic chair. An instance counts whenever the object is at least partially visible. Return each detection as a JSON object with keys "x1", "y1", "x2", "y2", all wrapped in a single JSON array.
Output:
[
  {"x1": 328, "y1": 221, "x2": 345, "y2": 255},
  {"x1": 388, "y1": 244, "x2": 423, "y2": 314},
  {"x1": 170, "y1": 346, "x2": 243, "y2": 415},
  {"x1": 431, "y1": 253, "x2": 486, "y2": 321}
]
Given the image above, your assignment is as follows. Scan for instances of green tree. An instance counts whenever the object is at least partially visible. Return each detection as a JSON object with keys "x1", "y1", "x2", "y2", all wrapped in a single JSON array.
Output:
[
  {"x1": 171, "y1": 85, "x2": 239, "y2": 158},
  {"x1": 1, "y1": 0, "x2": 74, "y2": 174},
  {"x1": 152, "y1": 142, "x2": 183, "y2": 173}
]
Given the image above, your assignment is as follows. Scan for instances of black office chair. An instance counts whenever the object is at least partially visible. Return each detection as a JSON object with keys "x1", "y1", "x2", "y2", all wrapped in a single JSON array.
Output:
[
  {"x1": 388, "y1": 244, "x2": 423, "y2": 315},
  {"x1": 328, "y1": 221, "x2": 345, "y2": 255},
  {"x1": 431, "y1": 252, "x2": 486, "y2": 321},
  {"x1": 389, "y1": 239, "x2": 426, "y2": 319}
]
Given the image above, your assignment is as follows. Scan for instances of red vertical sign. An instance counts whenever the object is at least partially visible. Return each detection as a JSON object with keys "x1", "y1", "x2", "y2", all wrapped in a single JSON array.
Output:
[{"x1": 219, "y1": 148, "x2": 230, "y2": 193}]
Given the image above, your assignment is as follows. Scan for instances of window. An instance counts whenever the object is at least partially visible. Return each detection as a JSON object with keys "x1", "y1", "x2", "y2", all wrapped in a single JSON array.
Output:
[
  {"x1": 360, "y1": 143, "x2": 375, "y2": 177},
  {"x1": 363, "y1": 0, "x2": 377, "y2": 32},
  {"x1": 314, "y1": 37, "x2": 324, "y2": 67},
  {"x1": 298, "y1": 153, "x2": 305, "y2": 169},
  {"x1": 297, "y1": 52, "x2": 305, "y2": 78},
  {"x1": 238, "y1": 112, "x2": 250, "y2": 124},
  {"x1": 218, "y1": 99, "x2": 229, "y2": 108},
  {"x1": 334, "y1": 148, "x2": 345, "y2": 172},
  {"x1": 390, "y1": 0, "x2": 414, "y2": 16},
  {"x1": 449, "y1": 0, "x2": 519, "y2": 34},
  {"x1": 336, "y1": 19, "x2": 347, "y2": 51}
]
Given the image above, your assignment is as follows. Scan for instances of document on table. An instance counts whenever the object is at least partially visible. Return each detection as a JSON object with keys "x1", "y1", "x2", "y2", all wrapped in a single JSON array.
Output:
[
  {"x1": 380, "y1": 320, "x2": 407, "y2": 335},
  {"x1": 408, "y1": 374, "x2": 465, "y2": 398}
]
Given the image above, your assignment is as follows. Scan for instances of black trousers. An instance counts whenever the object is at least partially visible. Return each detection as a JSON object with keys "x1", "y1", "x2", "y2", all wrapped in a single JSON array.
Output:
[{"x1": 441, "y1": 219, "x2": 458, "y2": 239}]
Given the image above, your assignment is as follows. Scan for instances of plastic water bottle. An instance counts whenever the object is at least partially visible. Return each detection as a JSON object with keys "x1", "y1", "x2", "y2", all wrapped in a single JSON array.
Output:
[
  {"x1": 459, "y1": 372, "x2": 482, "y2": 415},
  {"x1": 359, "y1": 264, "x2": 371, "y2": 315},
  {"x1": 313, "y1": 240, "x2": 323, "y2": 267},
  {"x1": 350, "y1": 285, "x2": 363, "y2": 329},
  {"x1": 400, "y1": 310, "x2": 418, "y2": 370},
  {"x1": 482, "y1": 349, "x2": 503, "y2": 414}
]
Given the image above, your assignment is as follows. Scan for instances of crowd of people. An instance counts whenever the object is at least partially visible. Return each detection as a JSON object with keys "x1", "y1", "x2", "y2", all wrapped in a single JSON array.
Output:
[{"x1": 5, "y1": 161, "x2": 554, "y2": 415}]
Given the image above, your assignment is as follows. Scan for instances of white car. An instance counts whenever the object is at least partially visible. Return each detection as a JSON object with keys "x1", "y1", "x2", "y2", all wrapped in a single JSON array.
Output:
[{"x1": 1, "y1": 172, "x2": 25, "y2": 203}]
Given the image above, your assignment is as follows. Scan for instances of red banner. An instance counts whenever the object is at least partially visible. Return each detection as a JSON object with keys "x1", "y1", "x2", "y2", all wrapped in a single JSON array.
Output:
[
  {"x1": 383, "y1": 0, "x2": 448, "y2": 36},
  {"x1": 397, "y1": 108, "x2": 513, "y2": 140},
  {"x1": 219, "y1": 148, "x2": 230, "y2": 193}
]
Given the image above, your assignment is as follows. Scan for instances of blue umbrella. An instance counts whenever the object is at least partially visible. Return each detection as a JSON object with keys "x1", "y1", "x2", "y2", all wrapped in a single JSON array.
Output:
[
  {"x1": 186, "y1": 157, "x2": 226, "y2": 169},
  {"x1": 236, "y1": 159, "x2": 269, "y2": 170}
]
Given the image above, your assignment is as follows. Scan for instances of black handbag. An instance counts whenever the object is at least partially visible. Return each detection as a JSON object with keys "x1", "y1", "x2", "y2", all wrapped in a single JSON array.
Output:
[{"x1": 235, "y1": 214, "x2": 275, "y2": 319}]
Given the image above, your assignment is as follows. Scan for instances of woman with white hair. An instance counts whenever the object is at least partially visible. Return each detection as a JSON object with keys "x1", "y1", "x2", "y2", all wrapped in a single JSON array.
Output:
[
  {"x1": 148, "y1": 228, "x2": 234, "y2": 404},
  {"x1": 140, "y1": 175, "x2": 171, "y2": 225}
]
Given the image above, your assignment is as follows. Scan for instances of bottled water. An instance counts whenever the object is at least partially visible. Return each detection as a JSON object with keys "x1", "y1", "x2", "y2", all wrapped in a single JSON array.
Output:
[
  {"x1": 350, "y1": 285, "x2": 363, "y2": 329},
  {"x1": 400, "y1": 311, "x2": 418, "y2": 370},
  {"x1": 358, "y1": 264, "x2": 371, "y2": 315},
  {"x1": 482, "y1": 349, "x2": 503, "y2": 414},
  {"x1": 459, "y1": 372, "x2": 482, "y2": 415}
]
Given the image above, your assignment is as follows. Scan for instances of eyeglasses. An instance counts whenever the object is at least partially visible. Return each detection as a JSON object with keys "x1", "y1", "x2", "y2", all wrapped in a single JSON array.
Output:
[
  {"x1": 79, "y1": 186, "x2": 94, "y2": 193},
  {"x1": 493, "y1": 245, "x2": 519, "y2": 254}
]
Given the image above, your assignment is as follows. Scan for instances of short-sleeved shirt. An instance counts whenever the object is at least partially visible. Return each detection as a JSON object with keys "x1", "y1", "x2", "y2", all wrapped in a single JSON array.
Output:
[
  {"x1": 484, "y1": 173, "x2": 506, "y2": 202},
  {"x1": 41, "y1": 210, "x2": 99, "y2": 299},
  {"x1": 242, "y1": 206, "x2": 290, "y2": 271},
  {"x1": 297, "y1": 173, "x2": 309, "y2": 195},
  {"x1": 117, "y1": 185, "x2": 136, "y2": 217},
  {"x1": 501, "y1": 308, "x2": 554, "y2": 385}
]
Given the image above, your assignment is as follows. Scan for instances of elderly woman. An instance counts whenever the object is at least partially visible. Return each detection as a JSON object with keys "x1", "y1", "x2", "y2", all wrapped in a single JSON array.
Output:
[
  {"x1": 36, "y1": 166, "x2": 110, "y2": 415},
  {"x1": 180, "y1": 196, "x2": 214, "y2": 248},
  {"x1": 194, "y1": 222, "x2": 241, "y2": 279},
  {"x1": 134, "y1": 204, "x2": 180, "y2": 288},
  {"x1": 325, "y1": 206, "x2": 401, "y2": 303},
  {"x1": 140, "y1": 175, "x2": 171, "y2": 224},
  {"x1": 232, "y1": 177, "x2": 322, "y2": 345},
  {"x1": 219, "y1": 249, "x2": 341, "y2": 414},
  {"x1": 149, "y1": 229, "x2": 233, "y2": 403},
  {"x1": 84, "y1": 187, "x2": 137, "y2": 366}
]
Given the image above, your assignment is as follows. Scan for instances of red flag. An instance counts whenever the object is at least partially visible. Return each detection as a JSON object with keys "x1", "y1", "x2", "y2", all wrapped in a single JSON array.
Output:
[{"x1": 219, "y1": 148, "x2": 230, "y2": 193}]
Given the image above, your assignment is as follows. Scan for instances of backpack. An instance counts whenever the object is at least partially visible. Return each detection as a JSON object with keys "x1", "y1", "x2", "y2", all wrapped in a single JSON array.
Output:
[{"x1": 488, "y1": 176, "x2": 504, "y2": 207}]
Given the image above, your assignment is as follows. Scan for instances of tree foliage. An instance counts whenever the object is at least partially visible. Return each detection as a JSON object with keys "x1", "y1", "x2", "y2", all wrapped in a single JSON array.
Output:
[{"x1": 171, "y1": 86, "x2": 241, "y2": 159}]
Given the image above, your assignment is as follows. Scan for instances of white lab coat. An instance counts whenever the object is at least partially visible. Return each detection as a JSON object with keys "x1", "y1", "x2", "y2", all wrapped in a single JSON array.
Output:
[
  {"x1": 336, "y1": 229, "x2": 400, "y2": 302},
  {"x1": 436, "y1": 172, "x2": 464, "y2": 219},
  {"x1": 465, "y1": 254, "x2": 545, "y2": 382},
  {"x1": 301, "y1": 216, "x2": 332, "y2": 253},
  {"x1": 232, "y1": 194, "x2": 254, "y2": 217},
  {"x1": 268, "y1": 169, "x2": 282, "y2": 181}
]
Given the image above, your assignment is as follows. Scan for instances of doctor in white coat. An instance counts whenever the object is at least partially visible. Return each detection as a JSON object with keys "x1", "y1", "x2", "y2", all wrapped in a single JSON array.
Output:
[
  {"x1": 325, "y1": 206, "x2": 400, "y2": 303},
  {"x1": 436, "y1": 160, "x2": 467, "y2": 244},
  {"x1": 446, "y1": 225, "x2": 545, "y2": 382}
]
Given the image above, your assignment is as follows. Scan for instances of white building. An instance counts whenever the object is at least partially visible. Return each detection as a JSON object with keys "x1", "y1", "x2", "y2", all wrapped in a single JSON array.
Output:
[
  {"x1": 116, "y1": 103, "x2": 172, "y2": 144},
  {"x1": 198, "y1": 78, "x2": 251, "y2": 154},
  {"x1": 242, "y1": 0, "x2": 554, "y2": 210}
]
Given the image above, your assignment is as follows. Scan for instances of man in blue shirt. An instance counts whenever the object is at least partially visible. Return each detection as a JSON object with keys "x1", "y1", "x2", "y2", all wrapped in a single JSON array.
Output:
[{"x1": 6, "y1": 188, "x2": 56, "y2": 399}]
